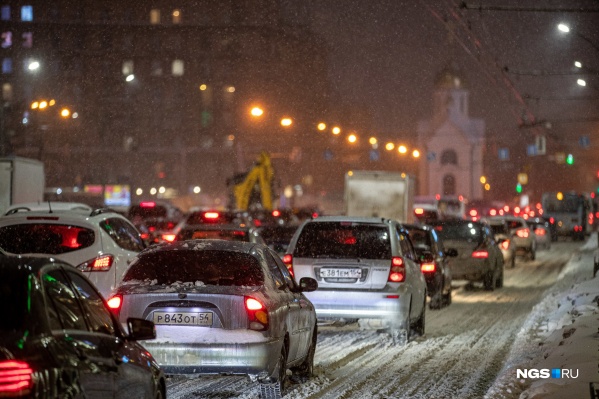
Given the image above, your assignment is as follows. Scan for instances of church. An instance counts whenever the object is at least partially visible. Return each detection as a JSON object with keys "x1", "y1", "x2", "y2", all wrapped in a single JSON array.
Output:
[{"x1": 417, "y1": 63, "x2": 486, "y2": 201}]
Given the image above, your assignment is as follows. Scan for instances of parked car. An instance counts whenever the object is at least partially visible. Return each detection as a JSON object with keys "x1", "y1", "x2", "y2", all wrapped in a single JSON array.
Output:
[
  {"x1": 107, "y1": 240, "x2": 318, "y2": 398},
  {"x1": 429, "y1": 219, "x2": 504, "y2": 290},
  {"x1": 284, "y1": 216, "x2": 427, "y2": 345},
  {"x1": 0, "y1": 255, "x2": 165, "y2": 398},
  {"x1": 404, "y1": 224, "x2": 455, "y2": 309},
  {"x1": 527, "y1": 217, "x2": 552, "y2": 250},
  {"x1": 496, "y1": 216, "x2": 537, "y2": 260},
  {"x1": 482, "y1": 217, "x2": 517, "y2": 268},
  {"x1": 0, "y1": 208, "x2": 145, "y2": 297}
]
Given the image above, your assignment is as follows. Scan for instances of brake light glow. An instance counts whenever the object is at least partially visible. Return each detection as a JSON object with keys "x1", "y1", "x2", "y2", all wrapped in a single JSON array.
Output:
[
  {"x1": 489, "y1": 209, "x2": 497, "y2": 216},
  {"x1": 0, "y1": 360, "x2": 33, "y2": 394},
  {"x1": 162, "y1": 233, "x2": 177, "y2": 242},
  {"x1": 77, "y1": 255, "x2": 114, "y2": 272},
  {"x1": 534, "y1": 228, "x2": 545, "y2": 236},
  {"x1": 282, "y1": 254, "x2": 294, "y2": 276},
  {"x1": 140, "y1": 201, "x2": 156, "y2": 208},
  {"x1": 469, "y1": 209, "x2": 477, "y2": 217},
  {"x1": 272, "y1": 210, "x2": 281, "y2": 217},
  {"x1": 415, "y1": 208, "x2": 425, "y2": 215},
  {"x1": 107, "y1": 295, "x2": 122, "y2": 311},
  {"x1": 420, "y1": 262, "x2": 436, "y2": 273},
  {"x1": 516, "y1": 228, "x2": 529, "y2": 238},
  {"x1": 472, "y1": 250, "x2": 489, "y2": 258},
  {"x1": 500, "y1": 240, "x2": 510, "y2": 250},
  {"x1": 389, "y1": 257, "x2": 405, "y2": 282},
  {"x1": 245, "y1": 297, "x2": 268, "y2": 331},
  {"x1": 204, "y1": 212, "x2": 220, "y2": 219}
]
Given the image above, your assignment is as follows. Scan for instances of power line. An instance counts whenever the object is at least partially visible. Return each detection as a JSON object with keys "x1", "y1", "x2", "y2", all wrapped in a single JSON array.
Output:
[{"x1": 459, "y1": 2, "x2": 599, "y2": 13}]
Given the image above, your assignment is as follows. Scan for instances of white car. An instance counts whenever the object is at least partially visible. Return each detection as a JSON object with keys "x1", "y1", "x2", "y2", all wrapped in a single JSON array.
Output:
[
  {"x1": 0, "y1": 208, "x2": 145, "y2": 297},
  {"x1": 489, "y1": 216, "x2": 536, "y2": 261},
  {"x1": 284, "y1": 216, "x2": 427, "y2": 345}
]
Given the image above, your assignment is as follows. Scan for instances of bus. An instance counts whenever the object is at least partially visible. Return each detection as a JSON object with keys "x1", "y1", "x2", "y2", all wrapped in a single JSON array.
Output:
[{"x1": 541, "y1": 192, "x2": 594, "y2": 240}]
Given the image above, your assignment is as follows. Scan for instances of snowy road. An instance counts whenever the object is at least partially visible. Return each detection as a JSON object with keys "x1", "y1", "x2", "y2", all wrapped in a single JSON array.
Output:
[{"x1": 166, "y1": 241, "x2": 581, "y2": 399}]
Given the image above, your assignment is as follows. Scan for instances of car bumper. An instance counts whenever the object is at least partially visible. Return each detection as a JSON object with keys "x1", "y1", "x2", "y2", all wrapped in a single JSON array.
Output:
[
  {"x1": 141, "y1": 337, "x2": 282, "y2": 377},
  {"x1": 303, "y1": 288, "x2": 410, "y2": 322},
  {"x1": 450, "y1": 260, "x2": 491, "y2": 281}
]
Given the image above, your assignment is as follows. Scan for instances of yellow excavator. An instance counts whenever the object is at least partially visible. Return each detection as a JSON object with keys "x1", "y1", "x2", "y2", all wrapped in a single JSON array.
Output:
[{"x1": 228, "y1": 151, "x2": 274, "y2": 211}]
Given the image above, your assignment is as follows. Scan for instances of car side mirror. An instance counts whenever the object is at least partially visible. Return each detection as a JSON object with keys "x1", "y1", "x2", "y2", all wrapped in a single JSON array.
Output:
[
  {"x1": 127, "y1": 318, "x2": 156, "y2": 341},
  {"x1": 298, "y1": 277, "x2": 318, "y2": 292},
  {"x1": 445, "y1": 248, "x2": 458, "y2": 257}
]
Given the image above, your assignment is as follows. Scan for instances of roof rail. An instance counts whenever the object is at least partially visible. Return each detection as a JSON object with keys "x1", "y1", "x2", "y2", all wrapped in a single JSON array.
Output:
[
  {"x1": 4, "y1": 206, "x2": 32, "y2": 216},
  {"x1": 90, "y1": 208, "x2": 117, "y2": 217}
]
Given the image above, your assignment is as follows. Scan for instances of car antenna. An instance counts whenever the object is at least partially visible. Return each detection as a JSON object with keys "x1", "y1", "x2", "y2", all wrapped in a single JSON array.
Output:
[{"x1": 48, "y1": 201, "x2": 53, "y2": 213}]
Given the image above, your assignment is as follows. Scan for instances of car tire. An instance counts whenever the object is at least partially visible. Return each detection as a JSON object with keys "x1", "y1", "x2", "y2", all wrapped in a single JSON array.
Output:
[
  {"x1": 495, "y1": 264, "x2": 504, "y2": 288},
  {"x1": 292, "y1": 326, "x2": 317, "y2": 382},
  {"x1": 429, "y1": 289, "x2": 443, "y2": 310},
  {"x1": 483, "y1": 269, "x2": 496, "y2": 291},
  {"x1": 410, "y1": 294, "x2": 426, "y2": 337},
  {"x1": 529, "y1": 248, "x2": 536, "y2": 261},
  {"x1": 442, "y1": 285, "x2": 452, "y2": 306},
  {"x1": 260, "y1": 344, "x2": 287, "y2": 399},
  {"x1": 510, "y1": 255, "x2": 516, "y2": 268}
]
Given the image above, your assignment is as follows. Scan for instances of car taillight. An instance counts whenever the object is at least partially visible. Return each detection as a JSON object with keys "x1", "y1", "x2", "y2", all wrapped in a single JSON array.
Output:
[
  {"x1": 472, "y1": 250, "x2": 489, "y2": 258},
  {"x1": 106, "y1": 295, "x2": 122, "y2": 316},
  {"x1": 140, "y1": 233, "x2": 150, "y2": 240},
  {"x1": 516, "y1": 228, "x2": 529, "y2": 238},
  {"x1": 388, "y1": 257, "x2": 405, "y2": 282},
  {"x1": 245, "y1": 297, "x2": 268, "y2": 331},
  {"x1": 420, "y1": 262, "x2": 436, "y2": 273},
  {"x1": 500, "y1": 240, "x2": 510, "y2": 251},
  {"x1": 161, "y1": 233, "x2": 177, "y2": 242},
  {"x1": 282, "y1": 254, "x2": 294, "y2": 276},
  {"x1": 76, "y1": 255, "x2": 114, "y2": 272},
  {"x1": 204, "y1": 212, "x2": 219, "y2": 219},
  {"x1": 272, "y1": 210, "x2": 281, "y2": 217},
  {"x1": 0, "y1": 360, "x2": 33, "y2": 395},
  {"x1": 140, "y1": 201, "x2": 156, "y2": 208},
  {"x1": 415, "y1": 208, "x2": 424, "y2": 215},
  {"x1": 534, "y1": 228, "x2": 545, "y2": 236}
]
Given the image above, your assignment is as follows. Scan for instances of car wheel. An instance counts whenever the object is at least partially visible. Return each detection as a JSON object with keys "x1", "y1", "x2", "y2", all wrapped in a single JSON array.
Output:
[
  {"x1": 260, "y1": 344, "x2": 287, "y2": 399},
  {"x1": 292, "y1": 326, "x2": 317, "y2": 382},
  {"x1": 529, "y1": 248, "x2": 536, "y2": 261},
  {"x1": 410, "y1": 294, "x2": 426, "y2": 337},
  {"x1": 510, "y1": 254, "x2": 516, "y2": 268},
  {"x1": 429, "y1": 289, "x2": 443, "y2": 310},
  {"x1": 495, "y1": 264, "x2": 504, "y2": 288},
  {"x1": 483, "y1": 269, "x2": 496, "y2": 291},
  {"x1": 442, "y1": 285, "x2": 452, "y2": 306}
]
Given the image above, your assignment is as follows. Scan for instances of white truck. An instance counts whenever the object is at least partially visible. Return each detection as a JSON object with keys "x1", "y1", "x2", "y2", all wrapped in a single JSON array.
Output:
[
  {"x1": 344, "y1": 170, "x2": 415, "y2": 223},
  {"x1": 0, "y1": 157, "x2": 45, "y2": 215}
]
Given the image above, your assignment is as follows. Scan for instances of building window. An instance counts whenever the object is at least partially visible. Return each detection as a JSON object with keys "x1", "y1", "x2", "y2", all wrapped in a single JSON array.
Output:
[
  {"x1": 442, "y1": 174, "x2": 456, "y2": 196},
  {"x1": 172, "y1": 9, "x2": 181, "y2": 24},
  {"x1": 150, "y1": 9, "x2": 160, "y2": 24},
  {"x1": 122, "y1": 60, "x2": 134, "y2": 75},
  {"x1": 21, "y1": 5, "x2": 32, "y2": 21},
  {"x1": 1, "y1": 31, "x2": 12, "y2": 48},
  {"x1": 2, "y1": 58, "x2": 12, "y2": 73},
  {"x1": 172, "y1": 59, "x2": 184, "y2": 76},
  {"x1": 1, "y1": 5, "x2": 10, "y2": 21},
  {"x1": 22, "y1": 32, "x2": 32, "y2": 48},
  {"x1": 440, "y1": 149, "x2": 458, "y2": 166}
]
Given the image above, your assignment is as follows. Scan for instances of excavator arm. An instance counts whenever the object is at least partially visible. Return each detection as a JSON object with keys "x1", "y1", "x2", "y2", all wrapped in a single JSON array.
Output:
[{"x1": 231, "y1": 152, "x2": 274, "y2": 211}]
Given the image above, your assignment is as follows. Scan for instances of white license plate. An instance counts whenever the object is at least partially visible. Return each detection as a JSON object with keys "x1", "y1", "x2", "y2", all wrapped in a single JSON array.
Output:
[
  {"x1": 320, "y1": 268, "x2": 362, "y2": 278},
  {"x1": 153, "y1": 312, "x2": 213, "y2": 326}
]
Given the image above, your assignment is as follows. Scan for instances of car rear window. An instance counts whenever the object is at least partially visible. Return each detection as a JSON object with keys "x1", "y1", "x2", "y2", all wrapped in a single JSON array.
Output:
[
  {"x1": 406, "y1": 228, "x2": 432, "y2": 251},
  {"x1": 185, "y1": 211, "x2": 238, "y2": 225},
  {"x1": 432, "y1": 222, "x2": 483, "y2": 241},
  {"x1": 0, "y1": 269, "x2": 28, "y2": 333},
  {"x1": 293, "y1": 222, "x2": 391, "y2": 259},
  {"x1": 179, "y1": 228, "x2": 250, "y2": 242},
  {"x1": 489, "y1": 224, "x2": 509, "y2": 235},
  {"x1": 123, "y1": 249, "x2": 264, "y2": 286},
  {"x1": 0, "y1": 224, "x2": 95, "y2": 254},
  {"x1": 128, "y1": 204, "x2": 168, "y2": 219}
]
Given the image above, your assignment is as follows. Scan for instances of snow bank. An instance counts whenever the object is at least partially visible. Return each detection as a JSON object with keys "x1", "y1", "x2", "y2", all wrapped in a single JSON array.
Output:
[{"x1": 485, "y1": 233, "x2": 599, "y2": 399}]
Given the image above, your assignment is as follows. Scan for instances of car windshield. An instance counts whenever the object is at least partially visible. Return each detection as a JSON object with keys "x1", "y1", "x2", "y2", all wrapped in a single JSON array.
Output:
[
  {"x1": 294, "y1": 222, "x2": 391, "y2": 259},
  {"x1": 123, "y1": 249, "x2": 264, "y2": 286},
  {"x1": 432, "y1": 222, "x2": 482, "y2": 242},
  {"x1": 0, "y1": 224, "x2": 95, "y2": 254}
]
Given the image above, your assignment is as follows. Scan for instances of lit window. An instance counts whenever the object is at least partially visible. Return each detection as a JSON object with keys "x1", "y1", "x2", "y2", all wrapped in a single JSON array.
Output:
[
  {"x1": 2, "y1": 83, "x2": 12, "y2": 101},
  {"x1": 122, "y1": 60, "x2": 134, "y2": 75},
  {"x1": 21, "y1": 5, "x2": 32, "y2": 21},
  {"x1": 150, "y1": 9, "x2": 160, "y2": 24},
  {"x1": 1, "y1": 5, "x2": 10, "y2": 21},
  {"x1": 172, "y1": 59, "x2": 184, "y2": 76},
  {"x1": 1, "y1": 31, "x2": 12, "y2": 48},
  {"x1": 172, "y1": 9, "x2": 181, "y2": 24},
  {"x1": 22, "y1": 32, "x2": 32, "y2": 48},
  {"x1": 2, "y1": 58, "x2": 12, "y2": 74}
]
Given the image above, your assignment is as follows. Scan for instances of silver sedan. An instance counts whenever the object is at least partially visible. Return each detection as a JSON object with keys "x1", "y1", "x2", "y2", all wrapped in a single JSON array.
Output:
[{"x1": 107, "y1": 239, "x2": 318, "y2": 399}]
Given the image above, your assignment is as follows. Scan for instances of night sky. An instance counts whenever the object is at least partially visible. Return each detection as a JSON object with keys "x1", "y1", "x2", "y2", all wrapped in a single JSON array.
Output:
[{"x1": 306, "y1": 0, "x2": 599, "y2": 155}]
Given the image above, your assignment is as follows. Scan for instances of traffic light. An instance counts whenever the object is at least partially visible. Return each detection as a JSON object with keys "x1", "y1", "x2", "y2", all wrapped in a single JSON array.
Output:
[
  {"x1": 516, "y1": 183, "x2": 522, "y2": 194},
  {"x1": 566, "y1": 154, "x2": 574, "y2": 165}
]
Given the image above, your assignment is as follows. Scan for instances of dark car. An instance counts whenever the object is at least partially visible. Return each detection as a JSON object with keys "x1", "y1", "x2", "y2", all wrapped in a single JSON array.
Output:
[
  {"x1": 429, "y1": 219, "x2": 504, "y2": 291},
  {"x1": 404, "y1": 224, "x2": 455, "y2": 309},
  {"x1": 107, "y1": 240, "x2": 318, "y2": 398},
  {"x1": 0, "y1": 255, "x2": 166, "y2": 398},
  {"x1": 128, "y1": 200, "x2": 184, "y2": 245},
  {"x1": 256, "y1": 224, "x2": 301, "y2": 257}
]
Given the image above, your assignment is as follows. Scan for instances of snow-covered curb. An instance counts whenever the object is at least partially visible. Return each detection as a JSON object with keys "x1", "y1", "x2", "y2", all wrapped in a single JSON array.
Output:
[{"x1": 485, "y1": 235, "x2": 599, "y2": 399}]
